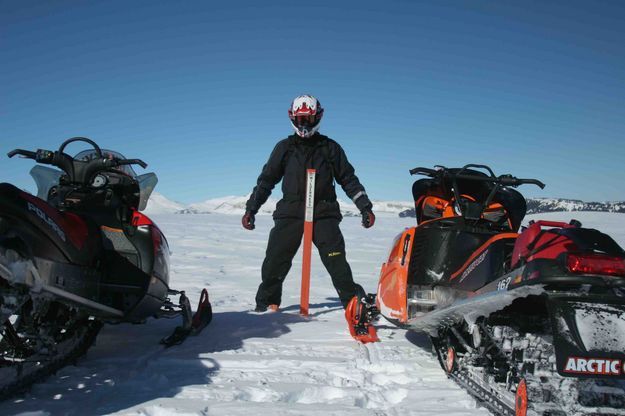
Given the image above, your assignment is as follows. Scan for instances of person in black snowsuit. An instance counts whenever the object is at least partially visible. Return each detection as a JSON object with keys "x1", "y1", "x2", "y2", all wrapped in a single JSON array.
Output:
[{"x1": 242, "y1": 95, "x2": 375, "y2": 312}]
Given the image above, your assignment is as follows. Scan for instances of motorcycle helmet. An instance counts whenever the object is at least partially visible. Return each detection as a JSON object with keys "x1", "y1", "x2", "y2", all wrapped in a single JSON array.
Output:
[{"x1": 288, "y1": 94, "x2": 324, "y2": 138}]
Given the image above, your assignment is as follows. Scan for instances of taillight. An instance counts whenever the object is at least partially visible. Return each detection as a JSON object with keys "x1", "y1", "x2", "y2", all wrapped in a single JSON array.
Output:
[{"x1": 566, "y1": 253, "x2": 625, "y2": 277}]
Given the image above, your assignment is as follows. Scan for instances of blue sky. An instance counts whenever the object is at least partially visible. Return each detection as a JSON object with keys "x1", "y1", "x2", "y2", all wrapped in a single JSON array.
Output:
[{"x1": 1, "y1": 0, "x2": 624, "y2": 204}]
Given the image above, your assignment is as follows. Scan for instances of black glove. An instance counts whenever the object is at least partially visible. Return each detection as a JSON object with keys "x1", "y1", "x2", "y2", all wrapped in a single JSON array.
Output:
[
  {"x1": 242, "y1": 211, "x2": 255, "y2": 230},
  {"x1": 361, "y1": 210, "x2": 375, "y2": 229}
]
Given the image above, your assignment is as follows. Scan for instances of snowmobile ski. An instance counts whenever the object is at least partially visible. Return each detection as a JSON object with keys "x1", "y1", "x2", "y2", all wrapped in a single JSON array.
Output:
[
  {"x1": 345, "y1": 294, "x2": 379, "y2": 343},
  {"x1": 161, "y1": 289, "x2": 213, "y2": 347}
]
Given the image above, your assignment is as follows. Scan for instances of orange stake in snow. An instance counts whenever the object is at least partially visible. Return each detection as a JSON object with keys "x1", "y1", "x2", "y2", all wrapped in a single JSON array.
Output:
[{"x1": 300, "y1": 169, "x2": 316, "y2": 316}]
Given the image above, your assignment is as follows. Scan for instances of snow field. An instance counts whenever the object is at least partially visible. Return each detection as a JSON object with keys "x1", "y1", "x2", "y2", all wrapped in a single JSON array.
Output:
[{"x1": 0, "y1": 211, "x2": 622, "y2": 415}]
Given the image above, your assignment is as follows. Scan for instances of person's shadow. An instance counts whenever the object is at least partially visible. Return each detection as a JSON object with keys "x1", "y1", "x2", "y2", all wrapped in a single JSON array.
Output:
[
  {"x1": 0, "y1": 299, "x2": 343, "y2": 415},
  {"x1": 197, "y1": 298, "x2": 343, "y2": 353}
]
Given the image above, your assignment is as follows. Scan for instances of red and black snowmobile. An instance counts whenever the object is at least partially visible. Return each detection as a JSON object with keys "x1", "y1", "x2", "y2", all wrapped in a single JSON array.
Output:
[
  {"x1": 0, "y1": 137, "x2": 212, "y2": 399},
  {"x1": 357, "y1": 164, "x2": 625, "y2": 415}
]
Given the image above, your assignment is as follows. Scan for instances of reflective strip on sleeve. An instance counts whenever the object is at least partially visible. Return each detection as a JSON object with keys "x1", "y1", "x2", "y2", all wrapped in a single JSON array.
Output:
[{"x1": 351, "y1": 191, "x2": 367, "y2": 203}]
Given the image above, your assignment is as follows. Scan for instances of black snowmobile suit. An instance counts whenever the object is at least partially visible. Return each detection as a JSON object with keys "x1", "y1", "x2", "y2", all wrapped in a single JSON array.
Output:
[
  {"x1": 245, "y1": 133, "x2": 372, "y2": 309},
  {"x1": 246, "y1": 133, "x2": 372, "y2": 219}
]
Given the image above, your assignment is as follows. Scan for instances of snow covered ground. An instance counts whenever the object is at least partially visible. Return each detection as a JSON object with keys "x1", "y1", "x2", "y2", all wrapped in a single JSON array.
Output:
[{"x1": 1, "y1": 211, "x2": 623, "y2": 416}]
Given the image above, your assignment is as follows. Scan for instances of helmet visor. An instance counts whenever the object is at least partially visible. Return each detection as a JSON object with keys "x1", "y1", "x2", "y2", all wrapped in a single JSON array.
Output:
[{"x1": 292, "y1": 114, "x2": 318, "y2": 128}]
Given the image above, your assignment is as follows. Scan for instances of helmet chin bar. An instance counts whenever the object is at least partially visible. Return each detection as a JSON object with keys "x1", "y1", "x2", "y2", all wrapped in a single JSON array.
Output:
[{"x1": 291, "y1": 121, "x2": 321, "y2": 138}]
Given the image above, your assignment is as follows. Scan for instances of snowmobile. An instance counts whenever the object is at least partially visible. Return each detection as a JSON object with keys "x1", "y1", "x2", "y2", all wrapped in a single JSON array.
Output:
[
  {"x1": 354, "y1": 164, "x2": 625, "y2": 415},
  {"x1": 0, "y1": 137, "x2": 212, "y2": 399}
]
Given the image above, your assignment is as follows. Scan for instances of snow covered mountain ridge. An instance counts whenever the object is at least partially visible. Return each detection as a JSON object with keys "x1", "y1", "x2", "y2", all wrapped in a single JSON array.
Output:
[
  {"x1": 398, "y1": 198, "x2": 625, "y2": 218},
  {"x1": 525, "y1": 198, "x2": 625, "y2": 214},
  {"x1": 145, "y1": 193, "x2": 625, "y2": 217},
  {"x1": 145, "y1": 193, "x2": 411, "y2": 216}
]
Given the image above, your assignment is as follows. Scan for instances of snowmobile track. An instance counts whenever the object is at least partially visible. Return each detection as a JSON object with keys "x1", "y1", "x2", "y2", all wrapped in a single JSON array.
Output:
[
  {"x1": 0, "y1": 251, "x2": 103, "y2": 401},
  {"x1": 0, "y1": 319, "x2": 102, "y2": 401}
]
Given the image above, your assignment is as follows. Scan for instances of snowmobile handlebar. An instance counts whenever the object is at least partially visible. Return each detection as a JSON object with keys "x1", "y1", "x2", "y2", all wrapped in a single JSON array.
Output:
[
  {"x1": 8, "y1": 148, "x2": 147, "y2": 170},
  {"x1": 499, "y1": 177, "x2": 545, "y2": 189},
  {"x1": 449, "y1": 173, "x2": 545, "y2": 189},
  {"x1": 59, "y1": 137, "x2": 103, "y2": 159},
  {"x1": 7, "y1": 149, "x2": 38, "y2": 159},
  {"x1": 8, "y1": 138, "x2": 148, "y2": 185},
  {"x1": 409, "y1": 166, "x2": 545, "y2": 189},
  {"x1": 409, "y1": 167, "x2": 438, "y2": 176},
  {"x1": 118, "y1": 159, "x2": 148, "y2": 169}
]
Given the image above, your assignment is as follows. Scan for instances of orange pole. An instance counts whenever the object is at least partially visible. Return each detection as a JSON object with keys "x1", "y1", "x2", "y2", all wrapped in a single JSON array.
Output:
[{"x1": 300, "y1": 169, "x2": 316, "y2": 316}]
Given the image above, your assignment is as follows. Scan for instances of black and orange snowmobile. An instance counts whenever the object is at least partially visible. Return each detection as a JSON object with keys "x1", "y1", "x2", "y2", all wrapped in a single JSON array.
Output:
[{"x1": 353, "y1": 164, "x2": 625, "y2": 415}]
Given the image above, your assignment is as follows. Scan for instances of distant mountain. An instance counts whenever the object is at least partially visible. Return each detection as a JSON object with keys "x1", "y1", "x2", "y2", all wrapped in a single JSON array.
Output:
[
  {"x1": 397, "y1": 198, "x2": 625, "y2": 218},
  {"x1": 182, "y1": 196, "x2": 277, "y2": 215},
  {"x1": 142, "y1": 193, "x2": 414, "y2": 216},
  {"x1": 178, "y1": 196, "x2": 413, "y2": 217},
  {"x1": 143, "y1": 192, "x2": 185, "y2": 215},
  {"x1": 525, "y1": 198, "x2": 625, "y2": 214},
  {"x1": 143, "y1": 194, "x2": 624, "y2": 217}
]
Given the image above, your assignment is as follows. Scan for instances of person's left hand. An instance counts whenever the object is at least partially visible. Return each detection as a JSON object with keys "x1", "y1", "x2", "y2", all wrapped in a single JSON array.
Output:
[{"x1": 361, "y1": 210, "x2": 375, "y2": 228}]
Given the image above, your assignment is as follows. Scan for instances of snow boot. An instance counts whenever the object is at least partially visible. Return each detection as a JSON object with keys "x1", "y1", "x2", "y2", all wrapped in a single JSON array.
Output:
[{"x1": 254, "y1": 304, "x2": 279, "y2": 313}]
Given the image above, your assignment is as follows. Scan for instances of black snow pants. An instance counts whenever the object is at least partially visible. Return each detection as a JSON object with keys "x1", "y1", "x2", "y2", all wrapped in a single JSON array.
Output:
[{"x1": 255, "y1": 218, "x2": 360, "y2": 309}]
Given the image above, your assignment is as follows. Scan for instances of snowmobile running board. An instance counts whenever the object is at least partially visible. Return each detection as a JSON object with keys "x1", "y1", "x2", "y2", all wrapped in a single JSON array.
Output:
[
  {"x1": 1, "y1": 257, "x2": 124, "y2": 317},
  {"x1": 1, "y1": 257, "x2": 213, "y2": 349}
]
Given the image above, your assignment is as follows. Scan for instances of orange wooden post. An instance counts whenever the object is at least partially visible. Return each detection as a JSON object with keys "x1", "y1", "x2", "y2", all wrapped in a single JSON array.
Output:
[{"x1": 300, "y1": 168, "x2": 316, "y2": 316}]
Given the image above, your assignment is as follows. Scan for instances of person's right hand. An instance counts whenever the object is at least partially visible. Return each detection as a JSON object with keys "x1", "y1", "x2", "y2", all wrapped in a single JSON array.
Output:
[
  {"x1": 361, "y1": 209, "x2": 375, "y2": 229},
  {"x1": 242, "y1": 211, "x2": 255, "y2": 230}
]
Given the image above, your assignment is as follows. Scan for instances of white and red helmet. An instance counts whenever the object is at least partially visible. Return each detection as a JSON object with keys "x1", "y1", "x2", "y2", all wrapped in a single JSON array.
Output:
[{"x1": 288, "y1": 94, "x2": 324, "y2": 138}]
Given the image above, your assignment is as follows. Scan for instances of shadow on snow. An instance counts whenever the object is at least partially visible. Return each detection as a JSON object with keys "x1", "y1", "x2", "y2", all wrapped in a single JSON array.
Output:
[
  {"x1": 0, "y1": 299, "x2": 343, "y2": 415},
  {"x1": 200, "y1": 298, "x2": 344, "y2": 353},
  {"x1": 0, "y1": 318, "x2": 218, "y2": 415},
  {"x1": 404, "y1": 329, "x2": 434, "y2": 351}
]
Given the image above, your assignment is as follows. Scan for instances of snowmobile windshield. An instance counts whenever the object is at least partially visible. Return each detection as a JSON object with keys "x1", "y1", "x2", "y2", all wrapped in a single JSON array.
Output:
[
  {"x1": 73, "y1": 149, "x2": 158, "y2": 211},
  {"x1": 75, "y1": 149, "x2": 137, "y2": 177},
  {"x1": 30, "y1": 165, "x2": 63, "y2": 200}
]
